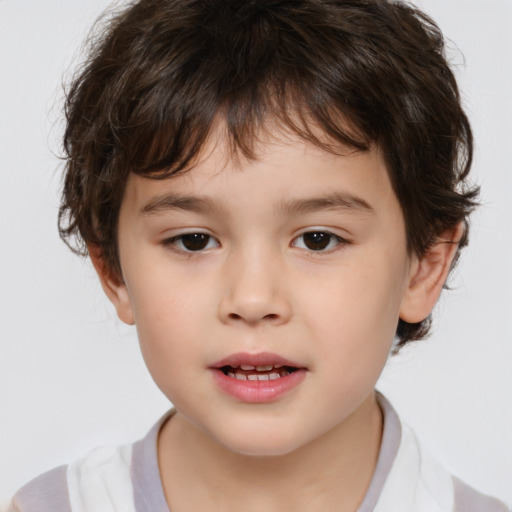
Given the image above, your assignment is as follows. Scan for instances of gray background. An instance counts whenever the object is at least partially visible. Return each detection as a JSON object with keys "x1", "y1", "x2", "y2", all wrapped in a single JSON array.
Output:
[{"x1": 1, "y1": 0, "x2": 511, "y2": 506}]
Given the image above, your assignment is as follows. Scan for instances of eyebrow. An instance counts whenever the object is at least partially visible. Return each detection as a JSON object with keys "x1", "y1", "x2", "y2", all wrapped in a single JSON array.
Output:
[
  {"x1": 140, "y1": 194, "x2": 217, "y2": 215},
  {"x1": 278, "y1": 193, "x2": 375, "y2": 216},
  {"x1": 140, "y1": 191, "x2": 374, "y2": 217}
]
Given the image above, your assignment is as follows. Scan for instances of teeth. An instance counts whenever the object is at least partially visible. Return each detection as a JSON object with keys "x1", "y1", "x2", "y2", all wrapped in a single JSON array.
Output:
[
  {"x1": 256, "y1": 365, "x2": 273, "y2": 371},
  {"x1": 241, "y1": 365, "x2": 275, "y2": 371},
  {"x1": 228, "y1": 371, "x2": 284, "y2": 381},
  {"x1": 224, "y1": 365, "x2": 297, "y2": 380},
  {"x1": 247, "y1": 373, "x2": 270, "y2": 381}
]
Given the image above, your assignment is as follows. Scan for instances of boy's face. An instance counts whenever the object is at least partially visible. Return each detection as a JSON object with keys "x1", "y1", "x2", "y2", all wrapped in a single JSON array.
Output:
[{"x1": 104, "y1": 129, "x2": 419, "y2": 456}]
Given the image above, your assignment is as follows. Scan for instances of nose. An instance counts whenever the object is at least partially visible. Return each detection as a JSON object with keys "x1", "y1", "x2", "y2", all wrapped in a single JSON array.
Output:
[{"x1": 218, "y1": 246, "x2": 292, "y2": 326}]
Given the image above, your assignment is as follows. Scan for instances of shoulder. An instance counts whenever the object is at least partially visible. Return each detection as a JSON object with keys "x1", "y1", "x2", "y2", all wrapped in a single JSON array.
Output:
[
  {"x1": 452, "y1": 476, "x2": 511, "y2": 512},
  {"x1": 375, "y1": 394, "x2": 510, "y2": 512},
  {"x1": 408, "y1": 424, "x2": 510, "y2": 512},
  {"x1": 7, "y1": 411, "x2": 173, "y2": 512},
  {"x1": 8, "y1": 465, "x2": 71, "y2": 512},
  {"x1": 7, "y1": 444, "x2": 135, "y2": 512}
]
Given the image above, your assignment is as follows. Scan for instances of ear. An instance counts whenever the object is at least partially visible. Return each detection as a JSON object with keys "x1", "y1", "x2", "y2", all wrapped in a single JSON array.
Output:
[
  {"x1": 399, "y1": 223, "x2": 463, "y2": 324},
  {"x1": 88, "y1": 244, "x2": 135, "y2": 325}
]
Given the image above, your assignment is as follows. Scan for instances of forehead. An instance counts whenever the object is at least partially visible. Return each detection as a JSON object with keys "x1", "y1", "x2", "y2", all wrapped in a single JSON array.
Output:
[
  {"x1": 119, "y1": 133, "x2": 406, "y2": 247},
  {"x1": 125, "y1": 128, "x2": 394, "y2": 212}
]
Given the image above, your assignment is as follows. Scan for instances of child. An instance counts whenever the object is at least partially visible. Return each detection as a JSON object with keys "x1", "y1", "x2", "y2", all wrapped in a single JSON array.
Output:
[{"x1": 8, "y1": 0, "x2": 510, "y2": 510}]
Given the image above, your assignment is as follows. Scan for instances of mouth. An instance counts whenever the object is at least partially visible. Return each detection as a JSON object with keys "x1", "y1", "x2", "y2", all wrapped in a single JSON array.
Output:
[
  {"x1": 219, "y1": 364, "x2": 298, "y2": 381},
  {"x1": 210, "y1": 352, "x2": 307, "y2": 403}
]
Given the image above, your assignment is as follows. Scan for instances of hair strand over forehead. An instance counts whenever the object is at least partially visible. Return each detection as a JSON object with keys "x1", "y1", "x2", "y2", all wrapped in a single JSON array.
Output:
[{"x1": 59, "y1": 0, "x2": 479, "y2": 349}]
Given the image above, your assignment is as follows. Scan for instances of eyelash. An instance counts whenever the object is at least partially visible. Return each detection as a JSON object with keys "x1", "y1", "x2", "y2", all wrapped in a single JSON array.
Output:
[
  {"x1": 162, "y1": 230, "x2": 350, "y2": 254},
  {"x1": 163, "y1": 233, "x2": 220, "y2": 253},
  {"x1": 291, "y1": 231, "x2": 349, "y2": 253}
]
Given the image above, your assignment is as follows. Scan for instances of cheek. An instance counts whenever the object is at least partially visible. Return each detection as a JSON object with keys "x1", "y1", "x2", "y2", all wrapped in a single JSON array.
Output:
[
  {"x1": 301, "y1": 254, "x2": 407, "y2": 365},
  {"x1": 128, "y1": 257, "x2": 207, "y2": 326},
  {"x1": 126, "y1": 274, "x2": 206, "y2": 376},
  {"x1": 133, "y1": 299, "x2": 203, "y2": 405}
]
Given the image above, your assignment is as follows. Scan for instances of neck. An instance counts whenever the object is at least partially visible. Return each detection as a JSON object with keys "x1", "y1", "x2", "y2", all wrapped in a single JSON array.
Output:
[{"x1": 158, "y1": 392, "x2": 383, "y2": 512}]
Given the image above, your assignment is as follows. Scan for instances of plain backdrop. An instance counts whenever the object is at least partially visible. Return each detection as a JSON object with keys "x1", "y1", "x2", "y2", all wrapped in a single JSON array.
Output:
[{"x1": 1, "y1": 0, "x2": 511, "y2": 507}]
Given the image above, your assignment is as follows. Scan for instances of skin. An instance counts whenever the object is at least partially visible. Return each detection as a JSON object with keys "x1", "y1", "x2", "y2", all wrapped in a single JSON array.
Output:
[{"x1": 92, "y1": 128, "x2": 461, "y2": 511}]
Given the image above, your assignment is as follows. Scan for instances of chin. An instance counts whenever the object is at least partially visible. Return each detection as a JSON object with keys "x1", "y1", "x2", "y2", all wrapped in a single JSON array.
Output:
[
  {"x1": 224, "y1": 439, "x2": 301, "y2": 458},
  {"x1": 213, "y1": 425, "x2": 310, "y2": 458}
]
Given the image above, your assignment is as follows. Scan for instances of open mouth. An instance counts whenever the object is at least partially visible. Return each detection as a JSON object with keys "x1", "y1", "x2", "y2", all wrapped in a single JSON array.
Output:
[
  {"x1": 211, "y1": 353, "x2": 306, "y2": 402},
  {"x1": 220, "y1": 364, "x2": 298, "y2": 381}
]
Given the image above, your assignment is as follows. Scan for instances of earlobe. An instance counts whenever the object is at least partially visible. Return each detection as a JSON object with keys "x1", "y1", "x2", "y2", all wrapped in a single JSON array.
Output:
[
  {"x1": 88, "y1": 245, "x2": 135, "y2": 325},
  {"x1": 399, "y1": 223, "x2": 464, "y2": 324}
]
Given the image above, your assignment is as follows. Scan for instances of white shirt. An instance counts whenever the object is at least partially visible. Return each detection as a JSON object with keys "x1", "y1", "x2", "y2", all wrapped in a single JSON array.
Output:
[{"x1": 9, "y1": 394, "x2": 510, "y2": 512}]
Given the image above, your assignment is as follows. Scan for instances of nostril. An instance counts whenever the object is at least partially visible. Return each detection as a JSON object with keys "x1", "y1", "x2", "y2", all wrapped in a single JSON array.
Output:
[
  {"x1": 219, "y1": 294, "x2": 291, "y2": 325},
  {"x1": 226, "y1": 312, "x2": 280, "y2": 322}
]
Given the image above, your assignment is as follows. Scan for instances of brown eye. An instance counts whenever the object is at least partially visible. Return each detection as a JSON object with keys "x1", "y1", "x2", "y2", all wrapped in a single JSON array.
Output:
[
  {"x1": 167, "y1": 233, "x2": 218, "y2": 252},
  {"x1": 302, "y1": 232, "x2": 332, "y2": 250},
  {"x1": 181, "y1": 233, "x2": 211, "y2": 251},
  {"x1": 292, "y1": 231, "x2": 345, "y2": 252}
]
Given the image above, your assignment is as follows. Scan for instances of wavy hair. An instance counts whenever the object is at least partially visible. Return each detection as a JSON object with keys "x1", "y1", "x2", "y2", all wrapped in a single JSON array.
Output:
[{"x1": 59, "y1": 0, "x2": 479, "y2": 348}]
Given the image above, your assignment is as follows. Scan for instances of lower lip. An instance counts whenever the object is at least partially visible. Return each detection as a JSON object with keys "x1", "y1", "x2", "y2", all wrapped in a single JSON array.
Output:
[{"x1": 211, "y1": 369, "x2": 307, "y2": 403}]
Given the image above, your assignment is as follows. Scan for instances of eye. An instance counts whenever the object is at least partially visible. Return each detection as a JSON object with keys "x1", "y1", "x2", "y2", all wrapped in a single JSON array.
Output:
[
  {"x1": 292, "y1": 231, "x2": 345, "y2": 251},
  {"x1": 166, "y1": 233, "x2": 219, "y2": 252}
]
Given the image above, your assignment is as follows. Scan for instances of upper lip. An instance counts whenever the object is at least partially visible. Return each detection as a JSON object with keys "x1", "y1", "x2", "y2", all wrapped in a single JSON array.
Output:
[{"x1": 210, "y1": 352, "x2": 304, "y2": 369}]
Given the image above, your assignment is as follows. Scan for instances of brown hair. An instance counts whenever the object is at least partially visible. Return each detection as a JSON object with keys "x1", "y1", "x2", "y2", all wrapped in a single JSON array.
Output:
[{"x1": 59, "y1": 0, "x2": 479, "y2": 348}]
